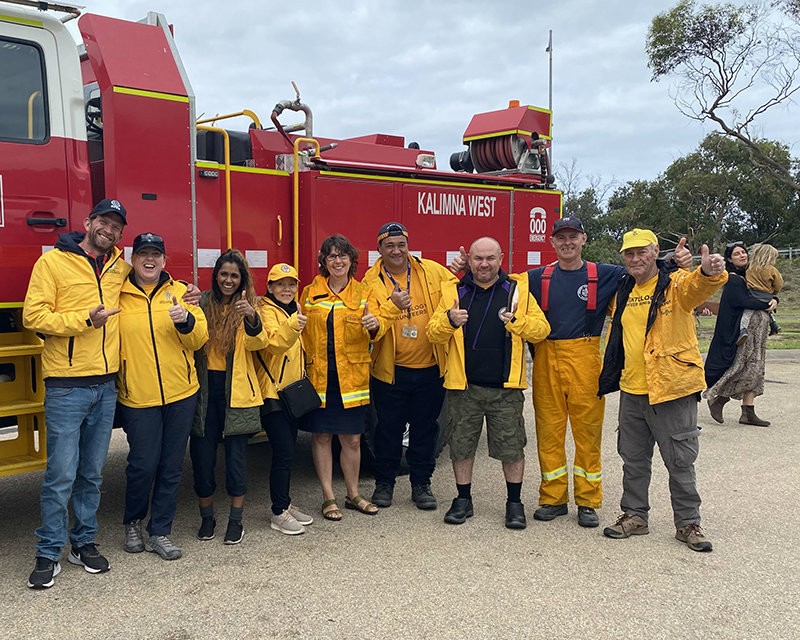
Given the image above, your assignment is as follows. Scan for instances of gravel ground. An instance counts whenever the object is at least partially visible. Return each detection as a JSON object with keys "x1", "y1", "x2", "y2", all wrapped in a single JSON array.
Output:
[{"x1": 0, "y1": 353, "x2": 798, "y2": 639}]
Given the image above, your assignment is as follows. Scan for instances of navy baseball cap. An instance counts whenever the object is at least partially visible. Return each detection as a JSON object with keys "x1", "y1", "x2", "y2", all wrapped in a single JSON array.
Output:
[
  {"x1": 132, "y1": 232, "x2": 165, "y2": 254},
  {"x1": 89, "y1": 198, "x2": 127, "y2": 225},
  {"x1": 551, "y1": 216, "x2": 584, "y2": 235},
  {"x1": 377, "y1": 222, "x2": 408, "y2": 243}
]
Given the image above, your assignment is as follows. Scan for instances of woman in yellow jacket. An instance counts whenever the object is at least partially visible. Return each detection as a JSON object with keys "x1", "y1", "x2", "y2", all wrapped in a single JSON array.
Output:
[
  {"x1": 300, "y1": 235, "x2": 387, "y2": 520},
  {"x1": 190, "y1": 249, "x2": 268, "y2": 545},
  {"x1": 116, "y1": 233, "x2": 208, "y2": 561},
  {"x1": 254, "y1": 263, "x2": 314, "y2": 535}
]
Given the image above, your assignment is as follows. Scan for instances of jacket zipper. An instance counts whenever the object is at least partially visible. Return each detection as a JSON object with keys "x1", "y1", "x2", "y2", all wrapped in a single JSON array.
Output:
[
  {"x1": 182, "y1": 351, "x2": 191, "y2": 383},
  {"x1": 122, "y1": 360, "x2": 128, "y2": 397},
  {"x1": 146, "y1": 296, "x2": 166, "y2": 405},
  {"x1": 278, "y1": 355, "x2": 288, "y2": 384},
  {"x1": 246, "y1": 372, "x2": 255, "y2": 397},
  {"x1": 68, "y1": 336, "x2": 75, "y2": 367}
]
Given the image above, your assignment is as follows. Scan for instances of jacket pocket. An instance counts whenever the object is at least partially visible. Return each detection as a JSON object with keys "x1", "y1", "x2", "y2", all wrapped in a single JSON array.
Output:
[
  {"x1": 67, "y1": 336, "x2": 75, "y2": 367},
  {"x1": 670, "y1": 428, "x2": 700, "y2": 467},
  {"x1": 182, "y1": 351, "x2": 191, "y2": 383},
  {"x1": 343, "y1": 316, "x2": 370, "y2": 363},
  {"x1": 121, "y1": 360, "x2": 129, "y2": 398}
]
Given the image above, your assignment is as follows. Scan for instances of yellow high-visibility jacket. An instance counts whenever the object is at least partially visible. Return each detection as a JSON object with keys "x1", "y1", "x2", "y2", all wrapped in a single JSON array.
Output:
[
  {"x1": 23, "y1": 232, "x2": 130, "y2": 379},
  {"x1": 117, "y1": 273, "x2": 208, "y2": 408},
  {"x1": 254, "y1": 296, "x2": 305, "y2": 400},
  {"x1": 362, "y1": 255, "x2": 457, "y2": 383},
  {"x1": 599, "y1": 264, "x2": 728, "y2": 405},
  {"x1": 300, "y1": 275, "x2": 387, "y2": 408},
  {"x1": 427, "y1": 272, "x2": 550, "y2": 390}
]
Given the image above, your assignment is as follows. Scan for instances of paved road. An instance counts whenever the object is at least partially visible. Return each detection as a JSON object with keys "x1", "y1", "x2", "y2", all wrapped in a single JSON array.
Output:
[{"x1": 1, "y1": 353, "x2": 798, "y2": 639}]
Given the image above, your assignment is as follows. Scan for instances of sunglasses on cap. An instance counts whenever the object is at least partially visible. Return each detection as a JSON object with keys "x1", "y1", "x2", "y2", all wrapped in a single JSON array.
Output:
[{"x1": 726, "y1": 241, "x2": 745, "y2": 249}]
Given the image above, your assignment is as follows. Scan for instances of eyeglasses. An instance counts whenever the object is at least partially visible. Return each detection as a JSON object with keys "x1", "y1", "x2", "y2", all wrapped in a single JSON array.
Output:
[
  {"x1": 726, "y1": 241, "x2": 745, "y2": 249},
  {"x1": 325, "y1": 253, "x2": 348, "y2": 262}
]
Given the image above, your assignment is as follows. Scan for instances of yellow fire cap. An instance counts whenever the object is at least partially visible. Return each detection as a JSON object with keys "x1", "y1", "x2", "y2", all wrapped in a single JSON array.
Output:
[
  {"x1": 620, "y1": 228, "x2": 658, "y2": 252},
  {"x1": 268, "y1": 263, "x2": 299, "y2": 282}
]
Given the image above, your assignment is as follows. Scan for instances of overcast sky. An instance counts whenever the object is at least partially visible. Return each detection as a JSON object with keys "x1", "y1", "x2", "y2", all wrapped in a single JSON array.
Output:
[{"x1": 64, "y1": 0, "x2": 795, "y2": 193}]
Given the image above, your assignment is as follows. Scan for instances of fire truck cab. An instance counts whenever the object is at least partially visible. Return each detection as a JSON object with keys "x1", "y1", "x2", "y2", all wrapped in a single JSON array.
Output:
[{"x1": 0, "y1": 0, "x2": 561, "y2": 477}]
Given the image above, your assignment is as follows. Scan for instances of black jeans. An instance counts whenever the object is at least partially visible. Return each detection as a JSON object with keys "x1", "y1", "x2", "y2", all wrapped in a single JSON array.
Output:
[
  {"x1": 261, "y1": 404, "x2": 298, "y2": 515},
  {"x1": 371, "y1": 366, "x2": 445, "y2": 487},
  {"x1": 190, "y1": 372, "x2": 249, "y2": 498},
  {"x1": 119, "y1": 392, "x2": 198, "y2": 536}
]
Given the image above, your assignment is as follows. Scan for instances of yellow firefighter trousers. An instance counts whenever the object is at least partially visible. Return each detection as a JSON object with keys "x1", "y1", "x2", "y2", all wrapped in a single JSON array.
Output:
[{"x1": 533, "y1": 337, "x2": 604, "y2": 508}]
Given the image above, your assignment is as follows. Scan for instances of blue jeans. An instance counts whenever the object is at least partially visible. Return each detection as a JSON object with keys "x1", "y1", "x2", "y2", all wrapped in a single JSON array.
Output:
[
  {"x1": 119, "y1": 393, "x2": 198, "y2": 536},
  {"x1": 36, "y1": 380, "x2": 118, "y2": 560}
]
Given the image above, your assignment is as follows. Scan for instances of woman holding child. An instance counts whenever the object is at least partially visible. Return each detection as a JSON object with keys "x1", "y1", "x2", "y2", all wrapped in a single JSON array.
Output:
[{"x1": 704, "y1": 241, "x2": 779, "y2": 427}]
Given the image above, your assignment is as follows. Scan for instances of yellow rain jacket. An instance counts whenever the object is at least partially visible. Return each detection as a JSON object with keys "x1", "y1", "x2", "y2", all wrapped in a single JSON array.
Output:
[
  {"x1": 427, "y1": 272, "x2": 550, "y2": 390},
  {"x1": 192, "y1": 291, "x2": 270, "y2": 437},
  {"x1": 300, "y1": 275, "x2": 387, "y2": 408},
  {"x1": 23, "y1": 232, "x2": 130, "y2": 379},
  {"x1": 362, "y1": 255, "x2": 457, "y2": 383},
  {"x1": 599, "y1": 263, "x2": 728, "y2": 404},
  {"x1": 254, "y1": 296, "x2": 305, "y2": 400},
  {"x1": 117, "y1": 273, "x2": 208, "y2": 408}
]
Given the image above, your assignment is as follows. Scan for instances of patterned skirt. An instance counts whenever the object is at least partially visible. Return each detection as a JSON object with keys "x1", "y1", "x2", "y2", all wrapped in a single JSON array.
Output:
[{"x1": 704, "y1": 310, "x2": 768, "y2": 401}]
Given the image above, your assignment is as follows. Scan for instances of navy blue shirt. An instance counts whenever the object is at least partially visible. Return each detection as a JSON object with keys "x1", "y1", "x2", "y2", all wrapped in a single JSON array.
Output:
[{"x1": 528, "y1": 262, "x2": 623, "y2": 339}]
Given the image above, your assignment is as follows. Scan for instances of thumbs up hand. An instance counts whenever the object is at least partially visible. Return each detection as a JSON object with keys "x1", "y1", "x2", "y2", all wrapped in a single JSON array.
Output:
[
  {"x1": 390, "y1": 281, "x2": 411, "y2": 310},
  {"x1": 234, "y1": 290, "x2": 257, "y2": 322},
  {"x1": 362, "y1": 302, "x2": 380, "y2": 334},
  {"x1": 449, "y1": 245, "x2": 469, "y2": 274},
  {"x1": 673, "y1": 237, "x2": 693, "y2": 269},
  {"x1": 169, "y1": 295, "x2": 189, "y2": 324},
  {"x1": 295, "y1": 307, "x2": 307, "y2": 331},
  {"x1": 447, "y1": 298, "x2": 468, "y2": 327},
  {"x1": 700, "y1": 244, "x2": 725, "y2": 277}
]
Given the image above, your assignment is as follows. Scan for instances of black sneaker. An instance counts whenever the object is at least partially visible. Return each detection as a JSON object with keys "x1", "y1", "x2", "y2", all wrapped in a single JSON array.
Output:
[
  {"x1": 27, "y1": 557, "x2": 61, "y2": 589},
  {"x1": 223, "y1": 519, "x2": 244, "y2": 545},
  {"x1": 411, "y1": 484, "x2": 438, "y2": 510},
  {"x1": 197, "y1": 516, "x2": 216, "y2": 541},
  {"x1": 68, "y1": 543, "x2": 110, "y2": 574},
  {"x1": 371, "y1": 483, "x2": 394, "y2": 508},
  {"x1": 577, "y1": 506, "x2": 599, "y2": 528}
]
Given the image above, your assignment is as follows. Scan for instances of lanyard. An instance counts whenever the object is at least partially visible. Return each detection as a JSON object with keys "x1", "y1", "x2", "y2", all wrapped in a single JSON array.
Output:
[{"x1": 384, "y1": 262, "x2": 411, "y2": 323}]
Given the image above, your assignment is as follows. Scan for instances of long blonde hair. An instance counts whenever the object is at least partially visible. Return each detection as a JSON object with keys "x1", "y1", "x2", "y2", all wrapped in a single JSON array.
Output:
[
  {"x1": 749, "y1": 243, "x2": 778, "y2": 268},
  {"x1": 204, "y1": 249, "x2": 257, "y2": 357}
]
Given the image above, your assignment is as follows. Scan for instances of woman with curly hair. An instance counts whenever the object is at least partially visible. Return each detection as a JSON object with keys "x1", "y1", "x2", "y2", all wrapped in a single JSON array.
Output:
[
  {"x1": 299, "y1": 235, "x2": 386, "y2": 520},
  {"x1": 190, "y1": 249, "x2": 268, "y2": 544}
]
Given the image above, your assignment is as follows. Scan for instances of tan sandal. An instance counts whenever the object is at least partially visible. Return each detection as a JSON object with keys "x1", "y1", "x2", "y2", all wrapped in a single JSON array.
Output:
[
  {"x1": 321, "y1": 498, "x2": 342, "y2": 521},
  {"x1": 344, "y1": 494, "x2": 378, "y2": 515}
]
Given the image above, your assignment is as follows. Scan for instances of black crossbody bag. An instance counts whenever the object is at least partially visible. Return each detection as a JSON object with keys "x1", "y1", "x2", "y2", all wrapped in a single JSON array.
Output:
[{"x1": 256, "y1": 350, "x2": 321, "y2": 420}]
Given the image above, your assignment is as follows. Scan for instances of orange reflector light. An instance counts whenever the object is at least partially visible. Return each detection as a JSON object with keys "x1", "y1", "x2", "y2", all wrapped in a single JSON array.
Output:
[{"x1": 508, "y1": 100, "x2": 520, "y2": 108}]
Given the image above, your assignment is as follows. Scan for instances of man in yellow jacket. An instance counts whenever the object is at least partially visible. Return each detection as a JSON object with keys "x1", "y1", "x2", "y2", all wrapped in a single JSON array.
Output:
[
  {"x1": 23, "y1": 199, "x2": 130, "y2": 588},
  {"x1": 598, "y1": 229, "x2": 727, "y2": 552},
  {"x1": 427, "y1": 237, "x2": 550, "y2": 529},
  {"x1": 363, "y1": 222, "x2": 458, "y2": 510}
]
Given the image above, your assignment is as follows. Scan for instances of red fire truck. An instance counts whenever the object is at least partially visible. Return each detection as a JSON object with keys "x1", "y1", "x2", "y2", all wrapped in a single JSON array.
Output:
[{"x1": 0, "y1": 0, "x2": 561, "y2": 477}]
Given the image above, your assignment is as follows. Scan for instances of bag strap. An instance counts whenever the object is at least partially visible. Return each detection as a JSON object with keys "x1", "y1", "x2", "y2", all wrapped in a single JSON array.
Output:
[
  {"x1": 254, "y1": 333, "x2": 307, "y2": 393},
  {"x1": 540, "y1": 262, "x2": 556, "y2": 311},
  {"x1": 583, "y1": 261, "x2": 598, "y2": 336}
]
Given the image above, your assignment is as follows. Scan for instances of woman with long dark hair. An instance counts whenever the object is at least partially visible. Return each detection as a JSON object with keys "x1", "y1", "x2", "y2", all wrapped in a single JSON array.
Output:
[
  {"x1": 299, "y1": 235, "x2": 386, "y2": 521},
  {"x1": 704, "y1": 242, "x2": 778, "y2": 426},
  {"x1": 190, "y1": 249, "x2": 267, "y2": 544}
]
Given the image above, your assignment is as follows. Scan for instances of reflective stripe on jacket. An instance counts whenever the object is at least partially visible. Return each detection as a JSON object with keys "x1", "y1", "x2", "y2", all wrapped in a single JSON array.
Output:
[
  {"x1": 254, "y1": 297, "x2": 305, "y2": 400},
  {"x1": 23, "y1": 234, "x2": 129, "y2": 379},
  {"x1": 117, "y1": 273, "x2": 208, "y2": 408},
  {"x1": 426, "y1": 272, "x2": 550, "y2": 390},
  {"x1": 300, "y1": 275, "x2": 387, "y2": 408},
  {"x1": 598, "y1": 264, "x2": 728, "y2": 404},
  {"x1": 363, "y1": 255, "x2": 457, "y2": 383}
]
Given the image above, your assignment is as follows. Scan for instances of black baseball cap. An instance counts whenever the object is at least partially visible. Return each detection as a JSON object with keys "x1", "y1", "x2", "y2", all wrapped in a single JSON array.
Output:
[
  {"x1": 551, "y1": 216, "x2": 585, "y2": 235},
  {"x1": 377, "y1": 222, "x2": 408, "y2": 243},
  {"x1": 89, "y1": 198, "x2": 127, "y2": 225},
  {"x1": 132, "y1": 232, "x2": 165, "y2": 254}
]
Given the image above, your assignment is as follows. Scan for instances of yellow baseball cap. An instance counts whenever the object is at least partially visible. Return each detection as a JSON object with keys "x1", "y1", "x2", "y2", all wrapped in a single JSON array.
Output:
[
  {"x1": 620, "y1": 228, "x2": 658, "y2": 252},
  {"x1": 268, "y1": 263, "x2": 299, "y2": 282}
]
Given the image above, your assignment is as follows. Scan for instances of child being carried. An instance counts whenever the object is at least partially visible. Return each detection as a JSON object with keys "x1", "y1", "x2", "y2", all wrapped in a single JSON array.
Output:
[{"x1": 738, "y1": 243, "x2": 782, "y2": 345}]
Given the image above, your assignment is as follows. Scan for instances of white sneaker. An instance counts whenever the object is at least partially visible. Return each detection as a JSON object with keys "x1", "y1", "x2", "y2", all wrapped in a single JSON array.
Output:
[
  {"x1": 270, "y1": 510, "x2": 305, "y2": 536},
  {"x1": 287, "y1": 504, "x2": 313, "y2": 526}
]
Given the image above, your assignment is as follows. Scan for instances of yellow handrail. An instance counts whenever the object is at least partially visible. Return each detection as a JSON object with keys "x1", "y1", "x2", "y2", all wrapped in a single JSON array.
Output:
[
  {"x1": 197, "y1": 109, "x2": 262, "y2": 129},
  {"x1": 197, "y1": 125, "x2": 232, "y2": 249},
  {"x1": 293, "y1": 138, "x2": 321, "y2": 277},
  {"x1": 27, "y1": 91, "x2": 41, "y2": 139}
]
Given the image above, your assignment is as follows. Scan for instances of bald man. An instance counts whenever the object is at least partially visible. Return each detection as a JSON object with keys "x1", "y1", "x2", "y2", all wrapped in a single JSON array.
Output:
[{"x1": 427, "y1": 238, "x2": 550, "y2": 529}]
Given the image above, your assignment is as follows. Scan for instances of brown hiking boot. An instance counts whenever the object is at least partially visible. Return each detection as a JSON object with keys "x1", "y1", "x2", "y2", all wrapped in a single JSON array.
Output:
[
  {"x1": 676, "y1": 523, "x2": 713, "y2": 552},
  {"x1": 739, "y1": 405, "x2": 770, "y2": 427},
  {"x1": 707, "y1": 396, "x2": 729, "y2": 424},
  {"x1": 603, "y1": 513, "x2": 649, "y2": 539}
]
